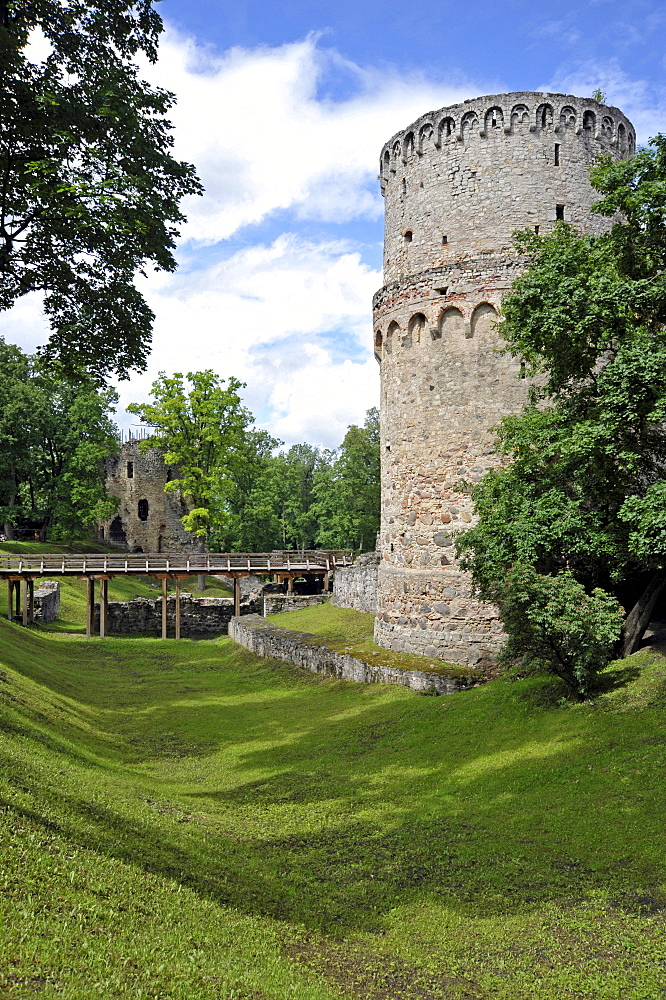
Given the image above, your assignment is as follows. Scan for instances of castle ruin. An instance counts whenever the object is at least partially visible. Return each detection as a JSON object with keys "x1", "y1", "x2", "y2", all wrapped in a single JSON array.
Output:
[
  {"x1": 99, "y1": 439, "x2": 197, "y2": 553},
  {"x1": 373, "y1": 92, "x2": 634, "y2": 666}
]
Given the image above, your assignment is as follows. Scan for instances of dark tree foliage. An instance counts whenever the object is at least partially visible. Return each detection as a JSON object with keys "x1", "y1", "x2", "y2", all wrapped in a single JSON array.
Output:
[
  {"x1": 0, "y1": 0, "x2": 202, "y2": 380},
  {"x1": 0, "y1": 337, "x2": 119, "y2": 539},
  {"x1": 312, "y1": 408, "x2": 380, "y2": 552},
  {"x1": 457, "y1": 136, "x2": 666, "y2": 685}
]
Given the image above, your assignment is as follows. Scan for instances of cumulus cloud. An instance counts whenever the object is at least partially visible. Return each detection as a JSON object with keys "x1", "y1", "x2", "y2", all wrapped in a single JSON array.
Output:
[
  {"x1": 117, "y1": 234, "x2": 381, "y2": 448},
  {"x1": 543, "y1": 60, "x2": 666, "y2": 142},
  {"x1": 147, "y1": 31, "x2": 480, "y2": 242},
  {"x1": 2, "y1": 31, "x2": 487, "y2": 447}
]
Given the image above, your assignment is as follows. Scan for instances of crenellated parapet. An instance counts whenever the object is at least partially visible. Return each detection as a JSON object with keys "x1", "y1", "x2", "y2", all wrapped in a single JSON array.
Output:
[
  {"x1": 380, "y1": 92, "x2": 634, "y2": 190},
  {"x1": 379, "y1": 92, "x2": 633, "y2": 285}
]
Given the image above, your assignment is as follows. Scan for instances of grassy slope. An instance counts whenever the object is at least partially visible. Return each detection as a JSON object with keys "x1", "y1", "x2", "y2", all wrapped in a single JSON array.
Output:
[
  {"x1": 0, "y1": 542, "x2": 232, "y2": 631},
  {"x1": 267, "y1": 603, "x2": 474, "y2": 678},
  {"x1": 1, "y1": 615, "x2": 666, "y2": 998}
]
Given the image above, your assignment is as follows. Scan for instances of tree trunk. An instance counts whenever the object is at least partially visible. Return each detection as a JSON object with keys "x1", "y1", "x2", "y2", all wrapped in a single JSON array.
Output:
[
  {"x1": 197, "y1": 537, "x2": 206, "y2": 592},
  {"x1": 4, "y1": 483, "x2": 17, "y2": 540},
  {"x1": 622, "y1": 570, "x2": 666, "y2": 656}
]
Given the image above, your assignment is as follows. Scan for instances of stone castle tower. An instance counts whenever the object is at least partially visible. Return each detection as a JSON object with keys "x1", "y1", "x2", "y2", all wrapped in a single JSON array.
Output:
[
  {"x1": 99, "y1": 439, "x2": 197, "y2": 553},
  {"x1": 373, "y1": 92, "x2": 635, "y2": 666}
]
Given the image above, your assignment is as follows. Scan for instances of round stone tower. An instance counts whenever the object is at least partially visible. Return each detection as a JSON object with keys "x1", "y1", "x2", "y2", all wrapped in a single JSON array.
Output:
[{"x1": 373, "y1": 92, "x2": 635, "y2": 667}]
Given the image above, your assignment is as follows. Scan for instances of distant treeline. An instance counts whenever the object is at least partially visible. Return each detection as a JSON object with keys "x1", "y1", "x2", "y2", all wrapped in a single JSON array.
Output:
[{"x1": 0, "y1": 351, "x2": 380, "y2": 552}]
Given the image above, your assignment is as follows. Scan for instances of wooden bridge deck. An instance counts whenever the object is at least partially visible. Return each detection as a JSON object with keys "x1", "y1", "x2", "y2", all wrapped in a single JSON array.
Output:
[
  {"x1": 2, "y1": 549, "x2": 353, "y2": 640},
  {"x1": 0, "y1": 549, "x2": 352, "y2": 579}
]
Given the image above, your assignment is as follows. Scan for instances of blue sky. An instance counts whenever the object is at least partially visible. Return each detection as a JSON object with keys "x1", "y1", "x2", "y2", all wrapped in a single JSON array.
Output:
[{"x1": 2, "y1": 0, "x2": 665, "y2": 447}]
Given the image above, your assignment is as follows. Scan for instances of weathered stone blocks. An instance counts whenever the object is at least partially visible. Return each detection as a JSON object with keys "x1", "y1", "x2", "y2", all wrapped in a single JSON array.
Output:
[{"x1": 373, "y1": 93, "x2": 633, "y2": 666}]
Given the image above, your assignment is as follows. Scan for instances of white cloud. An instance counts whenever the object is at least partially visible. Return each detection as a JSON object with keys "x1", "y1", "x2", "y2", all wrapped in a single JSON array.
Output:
[
  {"x1": 266, "y1": 348, "x2": 378, "y2": 447},
  {"x1": 0, "y1": 291, "x2": 49, "y2": 354},
  {"x1": 147, "y1": 31, "x2": 480, "y2": 242},
  {"x1": 543, "y1": 60, "x2": 666, "y2": 142},
  {"x1": 2, "y1": 32, "x2": 485, "y2": 448},
  {"x1": 117, "y1": 234, "x2": 381, "y2": 449}
]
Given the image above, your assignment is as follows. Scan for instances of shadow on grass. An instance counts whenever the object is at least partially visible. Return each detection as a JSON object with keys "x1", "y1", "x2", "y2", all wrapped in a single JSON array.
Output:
[{"x1": 3, "y1": 687, "x2": 665, "y2": 940}]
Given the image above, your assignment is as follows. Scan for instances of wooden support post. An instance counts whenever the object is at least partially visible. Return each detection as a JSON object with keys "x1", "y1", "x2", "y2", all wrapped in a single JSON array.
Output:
[
  {"x1": 86, "y1": 577, "x2": 94, "y2": 637},
  {"x1": 21, "y1": 579, "x2": 28, "y2": 627},
  {"x1": 14, "y1": 579, "x2": 21, "y2": 620},
  {"x1": 162, "y1": 577, "x2": 168, "y2": 639},
  {"x1": 99, "y1": 578, "x2": 108, "y2": 639},
  {"x1": 7, "y1": 580, "x2": 13, "y2": 621},
  {"x1": 175, "y1": 577, "x2": 181, "y2": 640},
  {"x1": 233, "y1": 576, "x2": 240, "y2": 617},
  {"x1": 323, "y1": 571, "x2": 330, "y2": 593},
  {"x1": 27, "y1": 580, "x2": 34, "y2": 624},
  {"x1": 287, "y1": 575, "x2": 294, "y2": 593}
]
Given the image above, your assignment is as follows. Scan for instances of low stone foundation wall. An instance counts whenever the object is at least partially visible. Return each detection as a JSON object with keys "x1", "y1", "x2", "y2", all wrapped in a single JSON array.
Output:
[
  {"x1": 93, "y1": 593, "x2": 260, "y2": 636},
  {"x1": 374, "y1": 564, "x2": 505, "y2": 668},
  {"x1": 332, "y1": 551, "x2": 379, "y2": 614},
  {"x1": 229, "y1": 614, "x2": 466, "y2": 695},
  {"x1": 262, "y1": 593, "x2": 330, "y2": 616},
  {"x1": 34, "y1": 580, "x2": 60, "y2": 623}
]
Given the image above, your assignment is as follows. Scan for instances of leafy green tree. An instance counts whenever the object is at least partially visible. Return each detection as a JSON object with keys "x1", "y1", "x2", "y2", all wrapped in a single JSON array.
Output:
[
  {"x1": 0, "y1": 337, "x2": 39, "y2": 536},
  {"x1": 128, "y1": 371, "x2": 252, "y2": 547},
  {"x1": 0, "y1": 337, "x2": 119, "y2": 538},
  {"x1": 28, "y1": 372, "x2": 119, "y2": 539},
  {"x1": 457, "y1": 136, "x2": 666, "y2": 675},
  {"x1": 214, "y1": 429, "x2": 284, "y2": 552},
  {"x1": 312, "y1": 408, "x2": 380, "y2": 551},
  {"x1": 0, "y1": 0, "x2": 201, "y2": 380},
  {"x1": 498, "y1": 566, "x2": 624, "y2": 698}
]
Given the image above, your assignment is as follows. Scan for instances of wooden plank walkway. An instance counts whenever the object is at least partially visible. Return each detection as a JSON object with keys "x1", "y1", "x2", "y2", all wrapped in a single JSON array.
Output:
[
  {"x1": 2, "y1": 549, "x2": 353, "y2": 640},
  {"x1": 0, "y1": 549, "x2": 352, "y2": 579}
]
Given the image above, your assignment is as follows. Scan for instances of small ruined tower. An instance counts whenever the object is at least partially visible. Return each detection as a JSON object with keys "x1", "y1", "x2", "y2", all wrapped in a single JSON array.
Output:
[
  {"x1": 373, "y1": 92, "x2": 634, "y2": 666},
  {"x1": 99, "y1": 439, "x2": 197, "y2": 553}
]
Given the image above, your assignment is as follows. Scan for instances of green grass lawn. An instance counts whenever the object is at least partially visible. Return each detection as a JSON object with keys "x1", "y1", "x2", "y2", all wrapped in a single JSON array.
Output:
[
  {"x1": 267, "y1": 602, "x2": 476, "y2": 678},
  {"x1": 1, "y1": 611, "x2": 666, "y2": 998}
]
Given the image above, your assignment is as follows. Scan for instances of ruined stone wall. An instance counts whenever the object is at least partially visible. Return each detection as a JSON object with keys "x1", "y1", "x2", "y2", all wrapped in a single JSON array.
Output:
[
  {"x1": 229, "y1": 614, "x2": 466, "y2": 695},
  {"x1": 100, "y1": 440, "x2": 198, "y2": 553},
  {"x1": 93, "y1": 592, "x2": 261, "y2": 636},
  {"x1": 33, "y1": 580, "x2": 60, "y2": 623},
  {"x1": 263, "y1": 593, "x2": 331, "y2": 616},
  {"x1": 331, "y1": 551, "x2": 379, "y2": 614},
  {"x1": 374, "y1": 93, "x2": 634, "y2": 667}
]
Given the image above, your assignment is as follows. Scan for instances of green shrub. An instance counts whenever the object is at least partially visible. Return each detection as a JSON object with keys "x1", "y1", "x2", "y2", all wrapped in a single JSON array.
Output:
[{"x1": 499, "y1": 565, "x2": 625, "y2": 697}]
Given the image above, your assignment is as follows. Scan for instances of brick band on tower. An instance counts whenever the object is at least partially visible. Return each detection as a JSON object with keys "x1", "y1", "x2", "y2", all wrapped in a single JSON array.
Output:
[{"x1": 373, "y1": 91, "x2": 634, "y2": 667}]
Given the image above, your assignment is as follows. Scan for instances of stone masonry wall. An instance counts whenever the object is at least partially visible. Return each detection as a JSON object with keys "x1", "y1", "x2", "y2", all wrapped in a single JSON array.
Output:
[
  {"x1": 262, "y1": 593, "x2": 331, "y2": 616},
  {"x1": 374, "y1": 93, "x2": 634, "y2": 667},
  {"x1": 93, "y1": 593, "x2": 260, "y2": 636},
  {"x1": 100, "y1": 440, "x2": 198, "y2": 553},
  {"x1": 33, "y1": 580, "x2": 60, "y2": 623},
  {"x1": 229, "y1": 614, "x2": 466, "y2": 695},
  {"x1": 331, "y1": 551, "x2": 379, "y2": 614}
]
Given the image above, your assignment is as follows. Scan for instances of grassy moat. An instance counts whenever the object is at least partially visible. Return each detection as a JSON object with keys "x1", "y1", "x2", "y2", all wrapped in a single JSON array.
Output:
[{"x1": 1, "y1": 563, "x2": 666, "y2": 997}]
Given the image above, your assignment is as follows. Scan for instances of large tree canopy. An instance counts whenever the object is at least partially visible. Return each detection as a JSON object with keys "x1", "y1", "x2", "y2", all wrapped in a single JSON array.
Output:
[
  {"x1": 312, "y1": 408, "x2": 380, "y2": 552},
  {"x1": 127, "y1": 370, "x2": 253, "y2": 546},
  {"x1": 0, "y1": 336, "x2": 119, "y2": 539},
  {"x1": 457, "y1": 136, "x2": 666, "y2": 691},
  {"x1": 0, "y1": 0, "x2": 201, "y2": 380}
]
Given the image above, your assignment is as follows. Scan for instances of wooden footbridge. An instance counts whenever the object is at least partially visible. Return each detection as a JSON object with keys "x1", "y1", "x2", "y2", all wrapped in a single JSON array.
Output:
[{"x1": 1, "y1": 550, "x2": 353, "y2": 639}]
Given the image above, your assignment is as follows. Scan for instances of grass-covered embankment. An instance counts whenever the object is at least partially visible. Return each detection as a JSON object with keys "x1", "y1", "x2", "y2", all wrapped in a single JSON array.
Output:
[
  {"x1": 1, "y1": 610, "x2": 666, "y2": 998},
  {"x1": 267, "y1": 602, "x2": 475, "y2": 679}
]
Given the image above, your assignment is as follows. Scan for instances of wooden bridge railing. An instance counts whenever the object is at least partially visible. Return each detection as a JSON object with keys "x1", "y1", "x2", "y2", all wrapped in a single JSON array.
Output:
[
  {"x1": 2, "y1": 549, "x2": 355, "y2": 640},
  {"x1": 0, "y1": 549, "x2": 354, "y2": 579}
]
